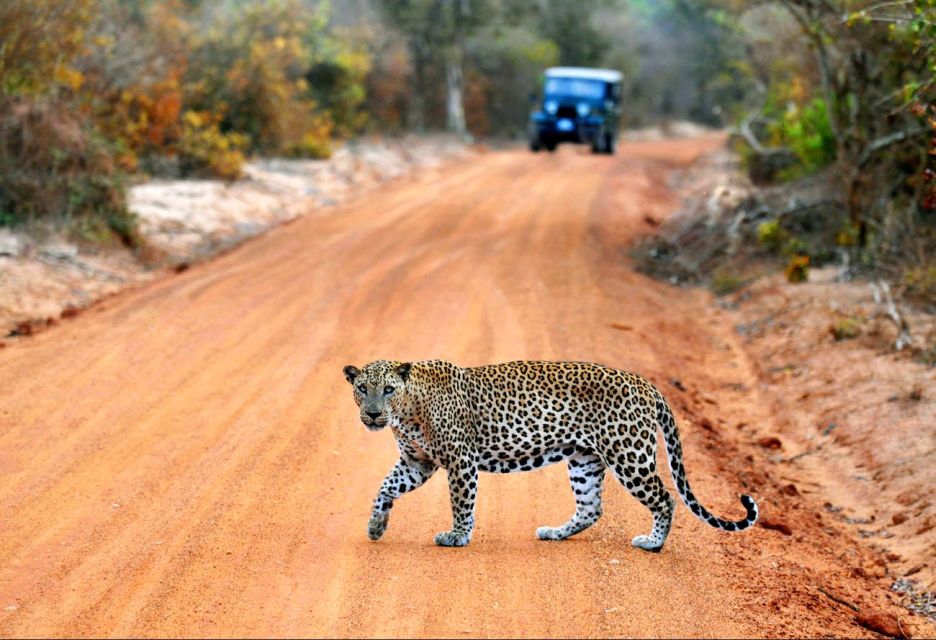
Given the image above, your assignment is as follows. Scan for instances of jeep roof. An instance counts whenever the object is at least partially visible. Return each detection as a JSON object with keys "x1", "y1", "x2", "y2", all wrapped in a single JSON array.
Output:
[{"x1": 544, "y1": 67, "x2": 623, "y2": 83}]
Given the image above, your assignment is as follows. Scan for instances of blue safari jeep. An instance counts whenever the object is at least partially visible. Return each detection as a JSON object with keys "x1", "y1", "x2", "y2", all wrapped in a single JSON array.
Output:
[{"x1": 529, "y1": 67, "x2": 622, "y2": 154}]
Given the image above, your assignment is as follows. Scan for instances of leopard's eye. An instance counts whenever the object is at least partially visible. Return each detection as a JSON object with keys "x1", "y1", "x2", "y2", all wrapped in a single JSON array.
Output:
[
  {"x1": 357, "y1": 383, "x2": 367, "y2": 394},
  {"x1": 384, "y1": 385, "x2": 395, "y2": 395}
]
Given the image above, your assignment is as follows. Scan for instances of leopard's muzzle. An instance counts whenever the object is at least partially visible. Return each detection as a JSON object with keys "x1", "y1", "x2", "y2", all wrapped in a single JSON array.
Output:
[{"x1": 361, "y1": 411, "x2": 388, "y2": 431}]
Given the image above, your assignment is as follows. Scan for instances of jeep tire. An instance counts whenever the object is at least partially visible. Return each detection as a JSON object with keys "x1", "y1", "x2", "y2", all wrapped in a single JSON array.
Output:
[{"x1": 591, "y1": 135, "x2": 604, "y2": 154}]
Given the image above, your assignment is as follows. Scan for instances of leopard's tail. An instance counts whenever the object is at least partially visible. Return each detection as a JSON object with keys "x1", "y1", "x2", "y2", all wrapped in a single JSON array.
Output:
[{"x1": 654, "y1": 391, "x2": 758, "y2": 532}]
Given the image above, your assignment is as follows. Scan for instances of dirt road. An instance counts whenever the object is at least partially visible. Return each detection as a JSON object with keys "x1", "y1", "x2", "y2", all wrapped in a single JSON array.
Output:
[{"x1": 0, "y1": 137, "x2": 924, "y2": 637}]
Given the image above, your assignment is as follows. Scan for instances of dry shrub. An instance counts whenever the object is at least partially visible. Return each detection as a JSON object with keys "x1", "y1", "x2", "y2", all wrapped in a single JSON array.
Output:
[
  {"x1": 0, "y1": 97, "x2": 136, "y2": 246},
  {"x1": 830, "y1": 316, "x2": 863, "y2": 341},
  {"x1": 711, "y1": 269, "x2": 746, "y2": 296},
  {"x1": 900, "y1": 263, "x2": 936, "y2": 311},
  {"x1": 784, "y1": 255, "x2": 810, "y2": 283},
  {"x1": 0, "y1": 0, "x2": 93, "y2": 97}
]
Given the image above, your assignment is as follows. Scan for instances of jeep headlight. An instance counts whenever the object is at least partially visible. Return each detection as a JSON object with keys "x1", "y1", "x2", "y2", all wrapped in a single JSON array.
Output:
[
  {"x1": 544, "y1": 100, "x2": 558, "y2": 115},
  {"x1": 576, "y1": 102, "x2": 590, "y2": 117}
]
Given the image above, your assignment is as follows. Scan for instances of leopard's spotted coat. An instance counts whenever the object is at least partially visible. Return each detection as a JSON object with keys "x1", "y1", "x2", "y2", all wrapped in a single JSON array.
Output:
[{"x1": 343, "y1": 360, "x2": 758, "y2": 550}]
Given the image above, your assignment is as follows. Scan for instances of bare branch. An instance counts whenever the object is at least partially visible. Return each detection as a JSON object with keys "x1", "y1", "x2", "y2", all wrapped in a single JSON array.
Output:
[
  {"x1": 859, "y1": 15, "x2": 915, "y2": 23},
  {"x1": 858, "y1": 126, "x2": 928, "y2": 167},
  {"x1": 854, "y1": 0, "x2": 914, "y2": 15},
  {"x1": 735, "y1": 107, "x2": 768, "y2": 154},
  {"x1": 870, "y1": 280, "x2": 912, "y2": 350},
  {"x1": 777, "y1": 0, "x2": 844, "y2": 149}
]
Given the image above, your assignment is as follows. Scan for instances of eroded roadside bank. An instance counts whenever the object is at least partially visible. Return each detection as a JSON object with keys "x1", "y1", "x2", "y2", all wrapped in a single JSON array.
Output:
[{"x1": 637, "y1": 145, "x2": 936, "y2": 628}]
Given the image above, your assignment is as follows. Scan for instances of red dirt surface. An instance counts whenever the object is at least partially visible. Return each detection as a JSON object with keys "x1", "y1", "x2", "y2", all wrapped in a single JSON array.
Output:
[{"x1": 0, "y1": 136, "x2": 932, "y2": 637}]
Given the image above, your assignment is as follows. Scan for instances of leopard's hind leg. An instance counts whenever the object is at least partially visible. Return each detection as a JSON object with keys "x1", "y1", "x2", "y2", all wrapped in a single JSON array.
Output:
[
  {"x1": 537, "y1": 450, "x2": 606, "y2": 541},
  {"x1": 627, "y1": 474, "x2": 675, "y2": 552},
  {"x1": 604, "y1": 452, "x2": 675, "y2": 552}
]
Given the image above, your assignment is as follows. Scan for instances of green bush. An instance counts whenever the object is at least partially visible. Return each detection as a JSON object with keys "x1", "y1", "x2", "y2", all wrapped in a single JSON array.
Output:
[
  {"x1": 465, "y1": 27, "x2": 560, "y2": 136},
  {"x1": 306, "y1": 31, "x2": 372, "y2": 138},
  {"x1": 836, "y1": 223, "x2": 860, "y2": 247},
  {"x1": 782, "y1": 236, "x2": 809, "y2": 258},
  {"x1": 772, "y1": 98, "x2": 838, "y2": 177},
  {"x1": 757, "y1": 220, "x2": 787, "y2": 251}
]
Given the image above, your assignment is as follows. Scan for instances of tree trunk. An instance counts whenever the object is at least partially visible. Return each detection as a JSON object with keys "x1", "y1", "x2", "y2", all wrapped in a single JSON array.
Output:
[
  {"x1": 408, "y1": 37, "x2": 428, "y2": 132},
  {"x1": 780, "y1": 1, "x2": 863, "y2": 239},
  {"x1": 445, "y1": 45, "x2": 466, "y2": 138}
]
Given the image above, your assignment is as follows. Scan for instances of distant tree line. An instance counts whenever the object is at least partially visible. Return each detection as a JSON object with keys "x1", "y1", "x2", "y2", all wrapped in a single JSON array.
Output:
[{"x1": 350, "y1": 0, "x2": 747, "y2": 136}]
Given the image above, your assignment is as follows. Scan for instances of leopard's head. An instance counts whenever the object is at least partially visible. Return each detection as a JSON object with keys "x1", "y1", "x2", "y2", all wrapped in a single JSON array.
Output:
[{"x1": 342, "y1": 360, "x2": 412, "y2": 431}]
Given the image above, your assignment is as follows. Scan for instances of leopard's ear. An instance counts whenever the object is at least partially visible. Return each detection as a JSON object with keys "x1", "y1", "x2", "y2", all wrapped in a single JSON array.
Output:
[
  {"x1": 396, "y1": 362, "x2": 412, "y2": 382},
  {"x1": 343, "y1": 365, "x2": 360, "y2": 384}
]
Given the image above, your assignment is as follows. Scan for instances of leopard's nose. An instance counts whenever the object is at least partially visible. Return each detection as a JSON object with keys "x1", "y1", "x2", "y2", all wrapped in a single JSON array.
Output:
[{"x1": 366, "y1": 410, "x2": 381, "y2": 420}]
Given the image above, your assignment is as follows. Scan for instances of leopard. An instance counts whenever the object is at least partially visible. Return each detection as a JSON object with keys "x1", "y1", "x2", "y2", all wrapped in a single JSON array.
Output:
[{"x1": 343, "y1": 359, "x2": 758, "y2": 550}]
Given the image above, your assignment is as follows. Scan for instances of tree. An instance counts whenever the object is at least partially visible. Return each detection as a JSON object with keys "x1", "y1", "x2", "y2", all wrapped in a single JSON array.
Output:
[
  {"x1": 375, "y1": 0, "x2": 503, "y2": 137},
  {"x1": 0, "y1": 0, "x2": 94, "y2": 96},
  {"x1": 535, "y1": 0, "x2": 613, "y2": 66},
  {"x1": 729, "y1": 0, "x2": 933, "y2": 251}
]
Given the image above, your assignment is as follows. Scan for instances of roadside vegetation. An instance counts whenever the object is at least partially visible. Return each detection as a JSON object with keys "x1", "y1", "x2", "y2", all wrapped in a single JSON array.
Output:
[
  {"x1": 627, "y1": 0, "x2": 933, "y2": 310},
  {"x1": 0, "y1": 0, "x2": 367, "y2": 245},
  {"x1": 724, "y1": 0, "x2": 935, "y2": 307}
]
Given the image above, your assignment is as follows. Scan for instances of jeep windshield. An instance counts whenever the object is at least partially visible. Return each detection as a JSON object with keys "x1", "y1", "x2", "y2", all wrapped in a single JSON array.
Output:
[{"x1": 544, "y1": 77, "x2": 605, "y2": 100}]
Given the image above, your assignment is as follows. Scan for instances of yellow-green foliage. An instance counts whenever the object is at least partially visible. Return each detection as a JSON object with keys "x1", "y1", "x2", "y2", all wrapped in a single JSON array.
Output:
[
  {"x1": 184, "y1": 0, "x2": 338, "y2": 159},
  {"x1": 770, "y1": 98, "x2": 837, "y2": 178},
  {"x1": 757, "y1": 220, "x2": 787, "y2": 251},
  {"x1": 0, "y1": 0, "x2": 93, "y2": 96},
  {"x1": 836, "y1": 223, "x2": 860, "y2": 247},
  {"x1": 782, "y1": 236, "x2": 809, "y2": 258},
  {"x1": 711, "y1": 269, "x2": 746, "y2": 296},
  {"x1": 750, "y1": 68, "x2": 838, "y2": 181},
  {"x1": 902, "y1": 264, "x2": 936, "y2": 305},
  {"x1": 284, "y1": 119, "x2": 335, "y2": 159},
  {"x1": 177, "y1": 111, "x2": 247, "y2": 180},
  {"x1": 306, "y1": 29, "x2": 373, "y2": 138},
  {"x1": 830, "y1": 316, "x2": 863, "y2": 341}
]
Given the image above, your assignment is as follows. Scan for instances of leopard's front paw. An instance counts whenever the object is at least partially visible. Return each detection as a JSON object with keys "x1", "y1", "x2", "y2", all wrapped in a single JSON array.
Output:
[
  {"x1": 367, "y1": 512, "x2": 389, "y2": 541},
  {"x1": 434, "y1": 530, "x2": 471, "y2": 547}
]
